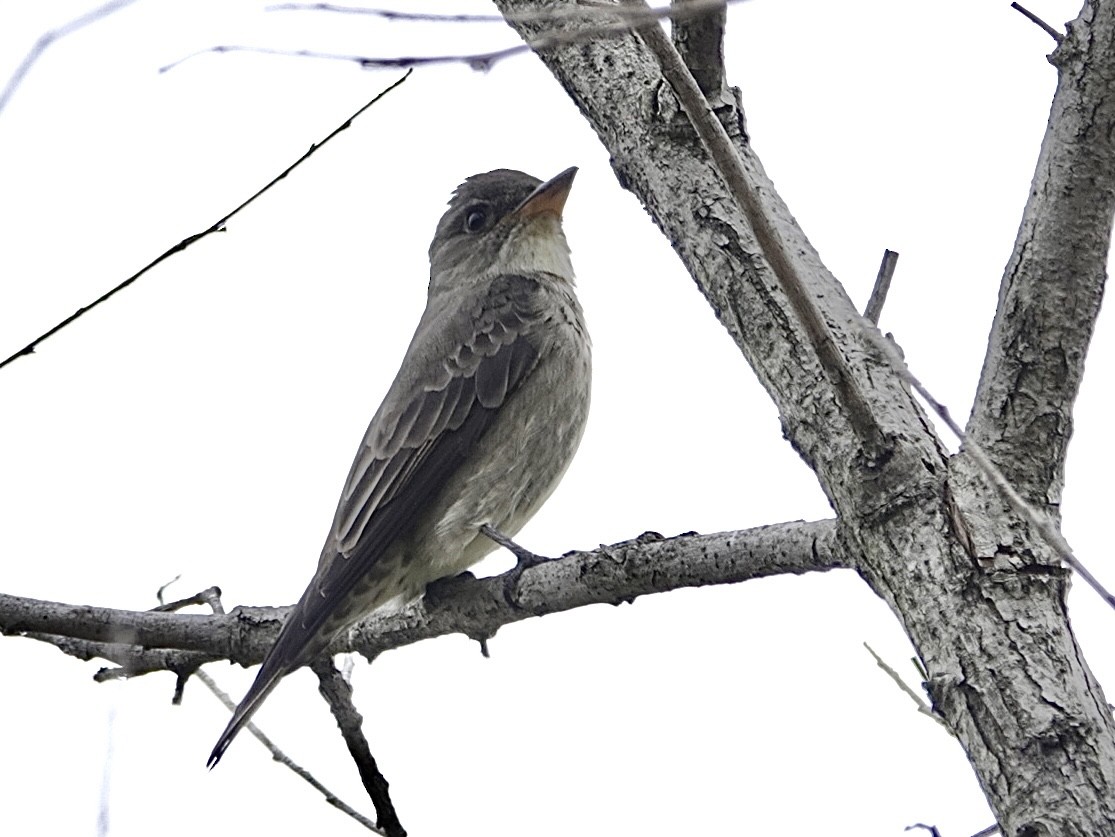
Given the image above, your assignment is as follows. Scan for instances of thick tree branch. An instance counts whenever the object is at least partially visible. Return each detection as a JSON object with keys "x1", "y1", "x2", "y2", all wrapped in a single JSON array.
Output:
[
  {"x1": 671, "y1": 0, "x2": 728, "y2": 102},
  {"x1": 635, "y1": 6, "x2": 891, "y2": 458},
  {"x1": 967, "y1": 0, "x2": 1115, "y2": 509},
  {"x1": 1, "y1": 522, "x2": 843, "y2": 670}
]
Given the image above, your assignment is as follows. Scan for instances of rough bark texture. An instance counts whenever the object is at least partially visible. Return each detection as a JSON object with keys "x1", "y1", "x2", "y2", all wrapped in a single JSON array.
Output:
[
  {"x1": 491, "y1": 1, "x2": 1115, "y2": 833},
  {"x1": 967, "y1": 2, "x2": 1115, "y2": 511},
  {"x1": 2, "y1": 521, "x2": 842, "y2": 675}
]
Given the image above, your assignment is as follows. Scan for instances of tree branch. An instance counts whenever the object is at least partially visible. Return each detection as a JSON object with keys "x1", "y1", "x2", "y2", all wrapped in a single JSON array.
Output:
[
  {"x1": 198, "y1": 668, "x2": 384, "y2": 833},
  {"x1": 863, "y1": 249, "x2": 898, "y2": 325},
  {"x1": 0, "y1": 0, "x2": 137, "y2": 117},
  {"x1": 0, "y1": 71, "x2": 411, "y2": 372},
  {"x1": 492, "y1": 0, "x2": 1115, "y2": 831},
  {"x1": 313, "y1": 660, "x2": 405, "y2": 837},
  {"x1": 1010, "y1": 2, "x2": 1064, "y2": 42},
  {"x1": 966, "y1": 1, "x2": 1115, "y2": 508},
  {"x1": 632, "y1": 6, "x2": 890, "y2": 457},
  {"x1": 159, "y1": 0, "x2": 740, "y2": 75},
  {"x1": 2, "y1": 522, "x2": 844, "y2": 671},
  {"x1": 671, "y1": 0, "x2": 728, "y2": 101}
]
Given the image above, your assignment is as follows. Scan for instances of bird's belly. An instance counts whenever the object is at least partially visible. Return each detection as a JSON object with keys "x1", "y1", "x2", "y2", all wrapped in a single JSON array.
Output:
[{"x1": 421, "y1": 340, "x2": 590, "y2": 579}]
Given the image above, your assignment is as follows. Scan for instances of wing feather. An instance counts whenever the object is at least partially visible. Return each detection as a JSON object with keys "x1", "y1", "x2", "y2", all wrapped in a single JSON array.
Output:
[{"x1": 297, "y1": 275, "x2": 546, "y2": 638}]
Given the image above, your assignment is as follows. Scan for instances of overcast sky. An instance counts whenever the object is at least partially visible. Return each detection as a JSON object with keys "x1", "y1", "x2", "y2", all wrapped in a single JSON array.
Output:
[{"x1": 1, "y1": 1, "x2": 1109, "y2": 835}]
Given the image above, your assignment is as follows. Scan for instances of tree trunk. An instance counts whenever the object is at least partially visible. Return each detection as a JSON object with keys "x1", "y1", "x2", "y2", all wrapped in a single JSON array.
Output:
[{"x1": 495, "y1": 1, "x2": 1115, "y2": 832}]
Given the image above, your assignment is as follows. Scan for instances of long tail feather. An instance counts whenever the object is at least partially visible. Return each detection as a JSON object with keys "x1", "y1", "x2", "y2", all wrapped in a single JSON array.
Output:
[{"x1": 207, "y1": 655, "x2": 292, "y2": 768}]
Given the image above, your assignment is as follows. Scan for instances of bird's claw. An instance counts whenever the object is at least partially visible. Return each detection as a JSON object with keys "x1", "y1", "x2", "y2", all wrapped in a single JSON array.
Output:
[{"x1": 481, "y1": 524, "x2": 551, "y2": 609}]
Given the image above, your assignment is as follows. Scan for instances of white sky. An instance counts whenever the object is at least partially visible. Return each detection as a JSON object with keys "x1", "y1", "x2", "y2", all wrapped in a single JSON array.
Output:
[{"x1": 1, "y1": 1, "x2": 1109, "y2": 835}]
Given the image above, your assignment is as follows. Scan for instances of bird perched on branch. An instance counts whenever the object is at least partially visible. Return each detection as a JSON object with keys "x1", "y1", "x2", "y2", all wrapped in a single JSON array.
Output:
[{"x1": 208, "y1": 167, "x2": 591, "y2": 766}]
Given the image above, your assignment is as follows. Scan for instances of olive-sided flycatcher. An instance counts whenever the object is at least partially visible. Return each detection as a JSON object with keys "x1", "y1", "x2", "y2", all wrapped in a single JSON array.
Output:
[{"x1": 208, "y1": 167, "x2": 590, "y2": 766}]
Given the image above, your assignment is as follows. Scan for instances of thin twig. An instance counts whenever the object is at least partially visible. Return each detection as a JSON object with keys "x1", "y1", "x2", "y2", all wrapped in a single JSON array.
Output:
[
  {"x1": 268, "y1": 0, "x2": 734, "y2": 25},
  {"x1": 160, "y1": 0, "x2": 738, "y2": 75},
  {"x1": 152, "y1": 586, "x2": 224, "y2": 613},
  {"x1": 156, "y1": 575, "x2": 183, "y2": 606},
  {"x1": 159, "y1": 44, "x2": 519, "y2": 73},
  {"x1": 969, "y1": 825, "x2": 1000, "y2": 837},
  {"x1": 190, "y1": 581, "x2": 381, "y2": 832},
  {"x1": 268, "y1": 2, "x2": 512, "y2": 21},
  {"x1": 0, "y1": 0, "x2": 137, "y2": 117},
  {"x1": 1010, "y1": 2, "x2": 1063, "y2": 43},
  {"x1": 313, "y1": 659, "x2": 405, "y2": 837},
  {"x1": 864, "y1": 643, "x2": 951, "y2": 732},
  {"x1": 198, "y1": 670, "x2": 384, "y2": 834},
  {"x1": 267, "y1": 1, "x2": 665, "y2": 24},
  {"x1": 0, "y1": 71, "x2": 411, "y2": 372},
  {"x1": 863, "y1": 249, "x2": 898, "y2": 325},
  {"x1": 634, "y1": 0, "x2": 1115, "y2": 610}
]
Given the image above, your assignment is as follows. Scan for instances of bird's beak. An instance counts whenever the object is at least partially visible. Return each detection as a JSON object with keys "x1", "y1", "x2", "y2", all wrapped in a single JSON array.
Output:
[{"x1": 512, "y1": 166, "x2": 578, "y2": 221}]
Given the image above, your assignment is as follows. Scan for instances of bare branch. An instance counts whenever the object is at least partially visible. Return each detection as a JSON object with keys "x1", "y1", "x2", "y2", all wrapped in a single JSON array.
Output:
[
  {"x1": 632, "y1": 3, "x2": 888, "y2": 454},
  {"x1": 152, "y1": 586, "x2": 224, "y2": 613},
  {"x1": 267, "y1": 1, "x2": 704, "y2": 24},
  {"x1": 873, "y1": 329, "x2": 1115, "y2": 608},
  {"x1": 494, "y1": 1, "x2": 1115, "y2": 825},
  {"x1": 863, "y1": 642, "x2": 951, "y2": 732},
  {"x1": 0, "y1": 71, "x2": 411, "y2": 372},
  {"x1": 968, "y1": 3, "x2": 1114, "y2": 506},
  {"x1": 2, "y1": 522, "x2": 844, "y2": 670},
  {"x1": 863, "y1": 249, "x2": 898, "y2": 325},
  {"x1": 158, "y1": 44, "x2": 522, "y2": 74},
  {"x1": 1010, "y1": 2, "x2": 1063, "y2": 43},
  {"x1": 631, "y1": 0, "x2": 1115, "y2": 610},
  {"x1": 198, "y1": 669, "x2": 384, "y2": 834},
  {"x1": 148, "y1": 583, "x2": 382, "y2": 828},
  {"x1": 672, "y1": 0, "x2": 728, "y2": 100},
  {"x1": 159, "y1": 0, "x2": 737, "y2": 75},
  {"x1": 313, "y1": 660, "x2": 405, "y2": 837},
  {"x1": 269, "y1": 0, "x2": 736, "y2": 26},
  {"x1": 0, "y1": 0, "x2": 137, "y2": 117},
  {"x1": 268, "y1": 2, "x2": 516, "y2": 22}
]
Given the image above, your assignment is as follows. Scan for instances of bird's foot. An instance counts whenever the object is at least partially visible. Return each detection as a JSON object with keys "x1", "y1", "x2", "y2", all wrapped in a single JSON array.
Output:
[{"x1": 481, "y1": 523, "x2": 551, "y2": 609}]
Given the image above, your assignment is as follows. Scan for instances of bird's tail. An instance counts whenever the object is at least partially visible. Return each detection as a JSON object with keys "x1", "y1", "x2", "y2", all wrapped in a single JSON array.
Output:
[
  {"x1": 207, "y1": 651, "x2": 292, "y2": 768},
  {"x1": 208, "y1": 585, "x2": 343, "y2": 767}
]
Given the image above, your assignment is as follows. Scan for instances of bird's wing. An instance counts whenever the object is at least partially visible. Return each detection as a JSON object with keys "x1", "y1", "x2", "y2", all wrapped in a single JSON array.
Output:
[
  {"x1": 208, "y1": 275, "x2": 544, "y2": 767},
  {"x1": 306, "y1": 273, "x2": 544, "y2": 624}
]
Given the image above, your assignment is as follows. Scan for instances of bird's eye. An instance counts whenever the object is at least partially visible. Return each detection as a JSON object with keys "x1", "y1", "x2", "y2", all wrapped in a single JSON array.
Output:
[{"x1": 464, "y1": 206, "x2": 488, "y2": 233}]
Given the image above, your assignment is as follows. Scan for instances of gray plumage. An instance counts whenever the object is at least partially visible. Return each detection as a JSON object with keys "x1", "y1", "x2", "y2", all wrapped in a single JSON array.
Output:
[{"x1": 208, "y1": 168, "x2": 590, "y2": 766}]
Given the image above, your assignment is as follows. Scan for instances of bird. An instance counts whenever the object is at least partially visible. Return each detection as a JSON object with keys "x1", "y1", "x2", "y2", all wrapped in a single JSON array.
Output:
[{"x1": 208, "y1": 167, "x2": 591, "y2": 767}]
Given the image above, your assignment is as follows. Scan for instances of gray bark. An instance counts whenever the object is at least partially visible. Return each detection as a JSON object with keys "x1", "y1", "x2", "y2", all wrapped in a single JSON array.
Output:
[
  {"x1": 1, "y1": 521, "x2": 842, "y2": 675},
  {"x1": 967, "y1": 4, "x2": 1115, "y2": 511},
  {"x1": 491, "y1": 0, "x2": 1115, "y2": 833}
]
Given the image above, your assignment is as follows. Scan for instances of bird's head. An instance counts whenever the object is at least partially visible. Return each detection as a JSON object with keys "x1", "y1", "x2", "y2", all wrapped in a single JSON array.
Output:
[{"x1": 428, "y1": 167, "x2": 577, "y2": 296}]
